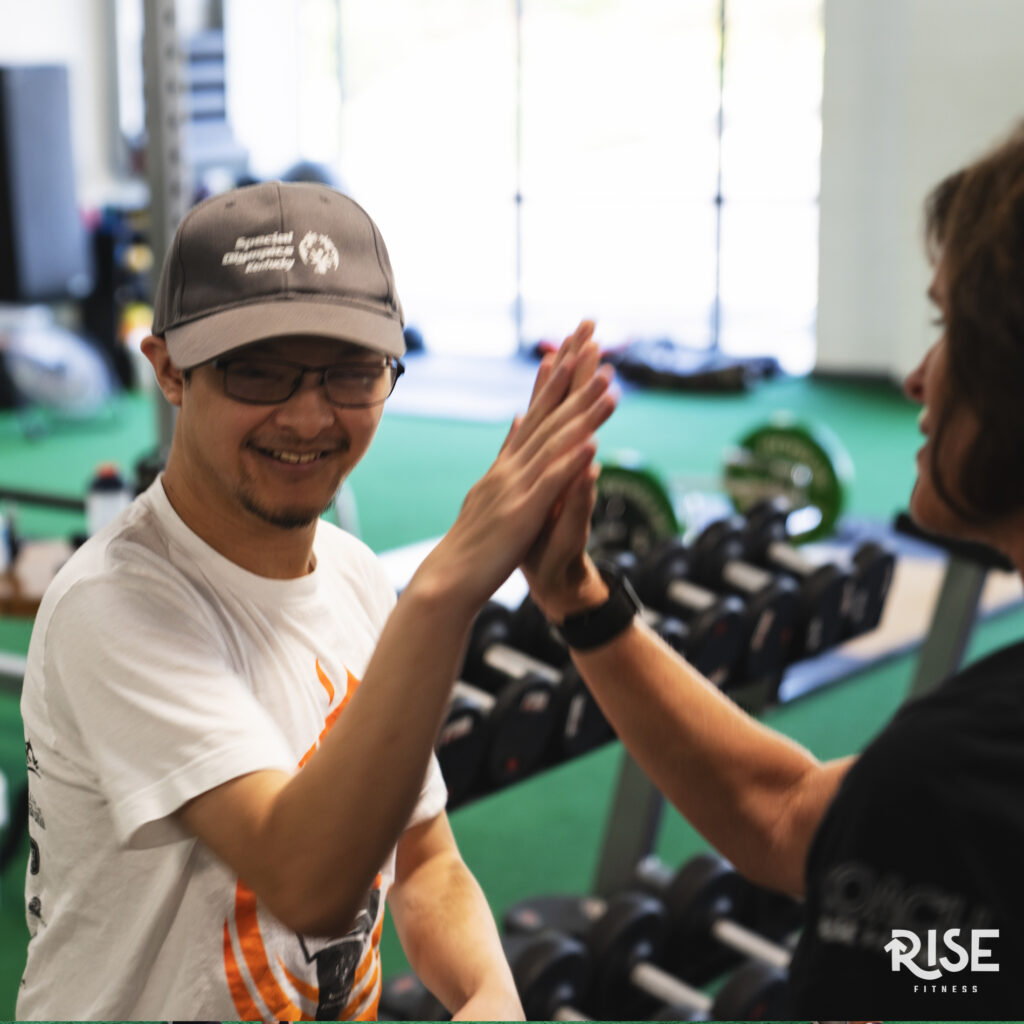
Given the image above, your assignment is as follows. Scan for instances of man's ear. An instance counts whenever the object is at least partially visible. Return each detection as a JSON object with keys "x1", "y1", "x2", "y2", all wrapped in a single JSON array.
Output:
[{"x1": 140, "y1": 335, "x2": 186, "y2": 407}]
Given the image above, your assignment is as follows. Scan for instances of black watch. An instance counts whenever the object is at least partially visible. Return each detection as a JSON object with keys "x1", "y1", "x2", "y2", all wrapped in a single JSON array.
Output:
[{"x1": 555, "y1": 560, "x2": 642, "y2": 651}]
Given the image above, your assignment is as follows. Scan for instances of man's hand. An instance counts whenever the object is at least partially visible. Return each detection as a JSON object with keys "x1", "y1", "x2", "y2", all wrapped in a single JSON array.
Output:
[
  {"x1": 414, "y1": 321, "x2": 616, "y2": 617},
  {"x1": 518, "y1": 323, "x2": 614, "y2": 623}
]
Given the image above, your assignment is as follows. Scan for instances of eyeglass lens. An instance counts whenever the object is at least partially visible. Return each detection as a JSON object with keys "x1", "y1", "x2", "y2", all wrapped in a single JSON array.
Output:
[{"x1": 221, "y1": 358, "x2": 400, "y2": 406}]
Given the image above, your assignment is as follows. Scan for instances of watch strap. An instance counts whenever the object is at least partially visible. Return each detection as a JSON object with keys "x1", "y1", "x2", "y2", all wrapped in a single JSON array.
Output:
[{"x1": 556, "y1": 560, "x2": 642, "y2": 651}]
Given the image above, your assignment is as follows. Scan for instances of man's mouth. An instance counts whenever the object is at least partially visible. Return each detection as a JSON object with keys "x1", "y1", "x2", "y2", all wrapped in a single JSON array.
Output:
[{"x1": 252, "y1": 445, "x2": 335, "y2": 465}]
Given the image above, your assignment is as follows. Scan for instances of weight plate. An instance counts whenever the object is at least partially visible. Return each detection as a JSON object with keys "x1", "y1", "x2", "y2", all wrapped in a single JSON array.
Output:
[
  {"x1": 723, "y1": 415, "x2": 854, "y2": 543},
  {"x1": 485, "y1": 676, "x2": 558, "y2": 786},
  {"x1": 435, "y1": 696, "x2": 488, "y2": 807},
  {"x1": 503, "y1": 930, "x2": 591, "y2": 1021},
  {"x1": 592, "y1": 453, "x2": 679, "y2": 560},
  {"x1": 585, "y1": 891, "x2": 667, "y2": 1017}
]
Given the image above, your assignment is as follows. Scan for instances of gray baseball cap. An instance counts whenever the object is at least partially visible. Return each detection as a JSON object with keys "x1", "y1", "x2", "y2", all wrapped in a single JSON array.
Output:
[{"x1": 152, "y1": 181, "x2": 405, "y2": 368}]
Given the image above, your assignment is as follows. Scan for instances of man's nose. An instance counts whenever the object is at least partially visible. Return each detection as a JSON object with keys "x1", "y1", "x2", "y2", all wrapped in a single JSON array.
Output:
[{"x1": 274, "y1": 371, "x2": 337, "y2": 433}]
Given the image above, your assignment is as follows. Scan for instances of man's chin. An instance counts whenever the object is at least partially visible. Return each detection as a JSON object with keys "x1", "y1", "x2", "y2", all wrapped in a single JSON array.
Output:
[{"x1": 240, "y1": 494, "x2": 329, "y2": 531}]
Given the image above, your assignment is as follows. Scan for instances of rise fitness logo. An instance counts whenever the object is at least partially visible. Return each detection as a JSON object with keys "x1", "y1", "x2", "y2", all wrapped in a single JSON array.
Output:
[{"x1": 887, "y1": 928, "x2": 999, "y2": 992}]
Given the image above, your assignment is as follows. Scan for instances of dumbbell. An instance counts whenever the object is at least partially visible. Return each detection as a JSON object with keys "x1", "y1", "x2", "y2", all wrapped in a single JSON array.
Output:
[
  {"x1": 635, "y1": 852, "x2": 799, "y2": 980},
  {"x1": 508, "y1": 596, "x2": 617, "y2": 761},
  {"x1": 739, "y1": 498, "x2": 853, "y2": 658},
  {"x1": 626, "y1": 546, "x2": 747, "y2": 689},
  {"x1": 512, "y1": 594, "x2": 573, "y2": 669},
  {"x1": 843, "y1": 540, "x2": 896, "y2": 638},
  {"x1": 505, "y1": 890, "x2": 789, "y2": 1020},
  {"x1": 458, "y1": 603, "x2": 561, "y2": 789},
  {"x1": 434, "y1": 690, "x2": 490, "y2": 808},
  {"x1": 507, "y1": 928, "x2": 701, "y2": 1022},
  {"x1": 503, "y1": 929, "x2": 593, "y2": 1020},
  {"x1": 747, "y1": 497, "x2": 896, "y2": 640},
  {"x1": 381, "y1": 936, "x2": 591, "y2": 1023},
  {"x1": 378, "y1": 972, "x2": 449, "y2": 1020},
  {"x1": 639, "y1": 535, "x2": 794, "y2": 687}
]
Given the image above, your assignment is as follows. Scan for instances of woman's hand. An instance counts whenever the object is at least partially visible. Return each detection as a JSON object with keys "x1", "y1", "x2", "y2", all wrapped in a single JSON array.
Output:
[{"x1": 412, "y1": 321, "x2": 616, "y2": 618}]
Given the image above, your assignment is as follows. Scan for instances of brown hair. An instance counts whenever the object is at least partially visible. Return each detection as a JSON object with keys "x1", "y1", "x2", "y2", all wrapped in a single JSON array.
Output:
[{"x1": 923, "y1": 123, "x2": 1024, "y2": 522}]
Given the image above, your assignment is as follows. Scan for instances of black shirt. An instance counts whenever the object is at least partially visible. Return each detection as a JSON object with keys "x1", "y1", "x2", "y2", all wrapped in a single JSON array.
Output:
[{"x1": 788, "y1": 639, "x2": 1024, "y2": 1019}]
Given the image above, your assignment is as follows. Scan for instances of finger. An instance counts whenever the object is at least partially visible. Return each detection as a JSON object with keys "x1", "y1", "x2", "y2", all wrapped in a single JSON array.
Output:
[
  {"x1": 516, "y1": 323, "x2": 597, "y2": 451},
  {"x1": 498, "y1": 415, "x2": 523, "y2": 456},
  {"x1": 563, "y1": 319, "x2": 595, "y2": 355},
  {"x1": 522, "y1": 440, "x2": 599, "y2": 520},
  {"x1": 570, "y1": 338, "x2": 602, "y2": 394},
  {"x1": 546, "y1": 320, "x2": 594, "y2": 382},
  {"x1": 513, "y1": 364, "x2": 616, "y2": 469},
  {"x1": 534, "y1": 472, "x2": 597, "y2": 577},
  {"x1": 526, "y1": 353, "x2": 556, "y2": 409},
  {"x1": 504, "y1": 353, "x2": 579, "y2": 456}
]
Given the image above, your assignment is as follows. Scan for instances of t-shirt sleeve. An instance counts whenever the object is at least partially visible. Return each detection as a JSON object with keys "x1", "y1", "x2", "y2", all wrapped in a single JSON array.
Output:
[
  {"x1": 44, "y1": 572, "x2": 296, "y2": 849},
  {"x1": 408, "y1": 752, "x2": 449, "y2": 829}
]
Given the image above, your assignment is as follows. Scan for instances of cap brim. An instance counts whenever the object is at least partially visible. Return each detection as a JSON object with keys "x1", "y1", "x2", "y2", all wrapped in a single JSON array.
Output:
[{"x1": 164, "y1": 299, "x2": 406, "y2": 368}]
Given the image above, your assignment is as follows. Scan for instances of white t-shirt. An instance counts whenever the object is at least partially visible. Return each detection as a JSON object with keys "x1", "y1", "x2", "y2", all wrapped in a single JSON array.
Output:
[{"x1": 17, "y1": 479, "x2": 447, "y2": 1021}]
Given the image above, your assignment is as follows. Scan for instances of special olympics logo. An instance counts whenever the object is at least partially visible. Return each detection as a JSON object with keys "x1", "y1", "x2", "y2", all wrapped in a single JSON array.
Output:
[{"x1": 299, "y1": 231, "x2": 340, "y2": 275}]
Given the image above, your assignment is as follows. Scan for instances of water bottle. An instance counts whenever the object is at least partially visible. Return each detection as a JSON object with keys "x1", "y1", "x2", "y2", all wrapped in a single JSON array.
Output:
[{"x1": 85, "y1": 463, "x2": 134, "y2": 536}]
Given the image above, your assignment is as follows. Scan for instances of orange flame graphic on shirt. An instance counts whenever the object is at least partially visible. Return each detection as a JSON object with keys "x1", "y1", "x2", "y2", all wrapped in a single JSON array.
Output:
[{"x1": 223, "y1": 661, "x2": 383, "y2": 1021}]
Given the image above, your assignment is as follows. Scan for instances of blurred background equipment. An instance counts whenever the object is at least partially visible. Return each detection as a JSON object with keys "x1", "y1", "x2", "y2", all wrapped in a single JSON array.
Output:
[{"x1": 0, "y1": 64, "x2": 94, "y2": 306}]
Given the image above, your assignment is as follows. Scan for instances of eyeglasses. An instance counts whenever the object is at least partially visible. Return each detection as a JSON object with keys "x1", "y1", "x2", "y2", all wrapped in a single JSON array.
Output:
[{"x1": 211, "y1": 355, "x2": 404, "y2": 407}]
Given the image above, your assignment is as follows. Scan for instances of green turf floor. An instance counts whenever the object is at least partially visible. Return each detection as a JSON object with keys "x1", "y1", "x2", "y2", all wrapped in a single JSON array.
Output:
[{"x1": 1, "y1": 366, "x2": 1015, "y2": 1017}]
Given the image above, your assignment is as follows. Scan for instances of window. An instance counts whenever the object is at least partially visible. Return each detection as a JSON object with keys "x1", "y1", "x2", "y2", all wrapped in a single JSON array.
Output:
[{"x1": 221, "y1": 0, "x2": 822, "y2": 370}]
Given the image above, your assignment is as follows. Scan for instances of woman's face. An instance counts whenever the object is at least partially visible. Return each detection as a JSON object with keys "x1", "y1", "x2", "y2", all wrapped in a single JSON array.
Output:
[{"x1": 903, "y1": 262, "x2": 982, "y2": 539}]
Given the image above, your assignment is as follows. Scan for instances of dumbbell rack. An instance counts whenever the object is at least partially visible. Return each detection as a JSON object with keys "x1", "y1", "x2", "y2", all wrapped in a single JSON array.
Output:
[
  {"x1": 593, "y1": 512, "x2": 1018, "y2": 895},
  {"x1": 591, "y1": 676, "x2": 774, "y2": 896},
  {"x1": 893, "y1": 512, "x2": 1015, "y2": 699}
]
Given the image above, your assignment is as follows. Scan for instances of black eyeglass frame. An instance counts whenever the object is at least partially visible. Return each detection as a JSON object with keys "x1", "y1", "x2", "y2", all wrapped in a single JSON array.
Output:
[{"x1": 210, "y1": 354, "x2": 405, "y2": 408}]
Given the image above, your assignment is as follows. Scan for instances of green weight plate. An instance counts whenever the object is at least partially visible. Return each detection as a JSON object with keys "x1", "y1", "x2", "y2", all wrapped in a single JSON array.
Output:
[
  {"x1": 722, "y1": 415, "x2": 854, "y2": 542},
  {"x1": 592, "y1": 452, "x2": 679, "y2": 559}
]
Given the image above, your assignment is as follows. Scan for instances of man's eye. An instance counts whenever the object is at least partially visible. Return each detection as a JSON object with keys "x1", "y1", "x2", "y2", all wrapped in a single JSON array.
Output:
[
  {"x1": 234, "y1": 363, "x2": 289, "y2": 381},
  {"x1": 332, "y1": 364, "x2": 386, "y2": 381}
]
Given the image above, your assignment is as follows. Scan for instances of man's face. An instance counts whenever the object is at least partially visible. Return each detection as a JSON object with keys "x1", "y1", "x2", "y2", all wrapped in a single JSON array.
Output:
[{"x1": 178, "y1": 335, "x2": 387, "y2": 531}]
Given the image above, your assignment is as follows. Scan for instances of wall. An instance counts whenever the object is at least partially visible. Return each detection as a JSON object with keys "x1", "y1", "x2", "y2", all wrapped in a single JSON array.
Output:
[
  {"x1": 0, "y1": 0, "x2": 123, "y2": 209},
  {"x1": 817, "y1": 0, "x2": 1024, "y2": 379}
]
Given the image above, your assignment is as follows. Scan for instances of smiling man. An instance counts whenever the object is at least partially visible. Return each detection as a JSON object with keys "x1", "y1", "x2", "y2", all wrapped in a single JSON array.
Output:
[{"x1": 17, "y1": 181, "x2": 615, "y2": 1021}]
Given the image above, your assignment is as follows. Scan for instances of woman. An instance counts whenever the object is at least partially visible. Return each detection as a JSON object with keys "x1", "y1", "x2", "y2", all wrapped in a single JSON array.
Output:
[{"x1": 520, "y1": 122, "x2": 1024, "y2": 1018}]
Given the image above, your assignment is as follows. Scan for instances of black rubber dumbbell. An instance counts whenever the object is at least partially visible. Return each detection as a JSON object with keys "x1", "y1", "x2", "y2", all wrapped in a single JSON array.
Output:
[
  {"x1": 843, "y1": 540, "x2": 896, "y2": 638},
  {"x1": 503, "y1": 929, "x2": 593, "y2": 1021},
  {"x1": 381, "y1": 937, "x2": 591, "y2": 1023},
  {"x1": 378, "y1": 972, "x2": 449, "y2": 1020},
  {"x1": 739, "y1": 499, "x2": 853, "y2": 658},
  {"x1": 512, "y1": 594, "x2": 574, "y2": 669},
  {"x1": 508, "y1": 596, "x2": 617, "y2": 762},
  {"x1": 465, "y1": 601, "x2": 612, "y2": 767},
  {"x1": 434, "y1": 690, "x2": 490, "y2": 808},
  {"x1": 628, "y1": 545, "x2": 748, "y2": 689},
  {"x1": 684, "y1": 521, "x2": 801, "y2": 682},
  {"x1": 505, "y1": 890, "x2": 789, "y2": 1020},
  {"x1": 636, "y1": 853, "x2": 799, "y2": 980},
  {"x1": 458, "y1": 603, "x2": 561, "y2": 789},
  {"x1": 507, "y1": 927, "x2": 703, "y2": 1022}
]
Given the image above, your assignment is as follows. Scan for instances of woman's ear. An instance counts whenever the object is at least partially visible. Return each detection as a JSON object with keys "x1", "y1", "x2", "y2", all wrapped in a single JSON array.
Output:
[{"x1": 140, "y1": 335, "x2": 186, "y2": 407}]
